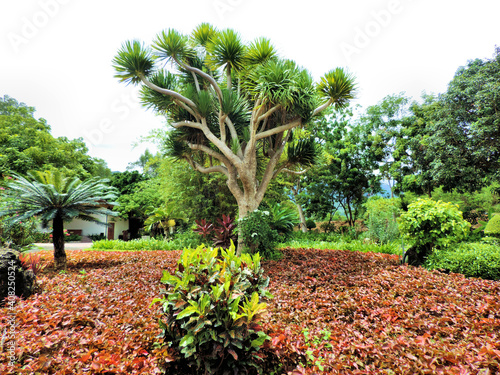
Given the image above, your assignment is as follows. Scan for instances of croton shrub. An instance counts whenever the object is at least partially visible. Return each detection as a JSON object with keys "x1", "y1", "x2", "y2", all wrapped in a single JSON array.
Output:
[{"x1": 152, "y1": 243, "x2": 272, "y2": 374}]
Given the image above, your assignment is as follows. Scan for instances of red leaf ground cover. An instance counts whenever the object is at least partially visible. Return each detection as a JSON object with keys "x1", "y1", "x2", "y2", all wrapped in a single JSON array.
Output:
[{"x1": 1, "y1": 248, "x2": 499, "y2": 374}]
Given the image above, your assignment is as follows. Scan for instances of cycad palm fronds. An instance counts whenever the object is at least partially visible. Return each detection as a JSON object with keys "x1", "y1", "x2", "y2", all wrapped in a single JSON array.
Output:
[
  {"x1": 0, "y1": 171, "x2": 118, "y2": 269},
  {"x1": 0, "y1": 172, "x2": 118, "y2": 224}
]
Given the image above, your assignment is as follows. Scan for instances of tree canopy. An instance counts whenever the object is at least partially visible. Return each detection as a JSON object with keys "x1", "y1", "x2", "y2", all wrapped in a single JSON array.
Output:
[
  {"x1": 112, "y1": 24, "x2": 357, "y2": 251},
  {"x1": 0, "y1": 95, "x2": 111, "y2": 179}
]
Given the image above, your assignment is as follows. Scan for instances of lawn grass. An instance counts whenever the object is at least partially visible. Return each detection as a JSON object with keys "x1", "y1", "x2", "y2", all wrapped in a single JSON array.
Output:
[{"x1": 1, "y1": 248, "x2": 499, "y2": 374}]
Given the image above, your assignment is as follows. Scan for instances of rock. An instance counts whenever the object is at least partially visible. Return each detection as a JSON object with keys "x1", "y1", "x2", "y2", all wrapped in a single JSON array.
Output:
[{"x1": 0, "y1": 248, "x2": 35, "y2": 305}]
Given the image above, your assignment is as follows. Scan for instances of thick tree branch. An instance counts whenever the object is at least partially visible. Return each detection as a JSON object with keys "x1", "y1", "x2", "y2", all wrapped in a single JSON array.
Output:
[
  {"x1": 313, "y1": 98, "x2": 333, "y2": 116},
  {"x1": 224, "y1": 117, "x2": 243, "y2": 158},
  {"x1": 187, "y1": 142, "x2": 231, "y2": 166},
  {"x1": 255, "y1": 119, "x2": 302, "y2": 141},
  {"x1": 256, "y1": 131, "x2": 292, "y2": 202},
  {"x1": 172, "y1": 121, "x2": 202, "y2": 129},
  {"x1": 198, "y1": 118, "x2": 243, "y2": 167},
  {"x1": 139, "y1": 74, "x2": 198, "y2": 112},
  {"x1": 273, "y1": 167, "x2": 309, "y2": 179},
  {"x1": 257, "y1": 104, "x2": 281, "y2": 123},
  {"x1": 174, "y1": 57, "x2": 224, "y2": 103},
  {"x1": 186, "y1": 156, "x2": 228, "y2": 176}
]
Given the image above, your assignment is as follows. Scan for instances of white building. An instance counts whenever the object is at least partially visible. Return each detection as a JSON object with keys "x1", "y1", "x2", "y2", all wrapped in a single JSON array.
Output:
[{"x1": 64, "y1": 215, "x2": 129, "y2": 240}]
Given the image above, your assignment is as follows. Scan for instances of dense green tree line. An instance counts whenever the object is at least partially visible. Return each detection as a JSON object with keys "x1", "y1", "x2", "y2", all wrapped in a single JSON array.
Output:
[{"x1": 0, "y1": 95, "x2": 111, "y2": 179}]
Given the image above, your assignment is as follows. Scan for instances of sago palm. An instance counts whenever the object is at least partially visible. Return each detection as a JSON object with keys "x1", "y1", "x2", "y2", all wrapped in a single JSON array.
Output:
[{"x1": 0, "y1": 171, "x2": 118, "y2": 269}]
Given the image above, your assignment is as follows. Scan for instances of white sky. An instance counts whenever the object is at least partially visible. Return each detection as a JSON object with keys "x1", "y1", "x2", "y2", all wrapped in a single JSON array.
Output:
[{"x1": 1, "y1": 0, "x2": 498, "y2": 171}]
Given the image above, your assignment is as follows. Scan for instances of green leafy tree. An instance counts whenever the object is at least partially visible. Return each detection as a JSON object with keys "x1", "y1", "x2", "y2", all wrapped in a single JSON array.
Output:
[
  {"x1": 126, "y1": 148, "x2": 162, "y2": 176},
  {"x1": 112, "y1": 24, "x2": 356, "y2": 253},
  {"x1": 357, "y1": 93, "x2": 414, "y2": 197},
  {"x1": 155, "y1": 158, "x2": 238, "y2": 223},
  {"x1": 391, "y1": 49, "x2": 500, "y2": 194},
  {"x1": 0, "y1": 171, "x2": 118, "y2": 269},
  {"x1": 304, "y1": 109, "x2": 382, "y2": 226},
  {"x1": 0, "y1": 95, "x2": 111, "y2": 178}
]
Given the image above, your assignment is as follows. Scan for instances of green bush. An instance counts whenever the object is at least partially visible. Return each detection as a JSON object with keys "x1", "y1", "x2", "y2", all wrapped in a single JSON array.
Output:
[
  {"x1": 364, "y1": 196, "x2": 401, "y2": 244},
  {"x1": 484, "y1": 213, "x2": 500, "y2": 238},
  {"x1": 279, "y1": 238, "x2": 401, "y2": 255},
  {"x1": 268, "y1": 202, "x2": 299, "y2": 237},
  {"x1": 425, "y1": 242, "x2": 500, "y2": 280},
  {"x1": 239, "y1": 210, "x2": 280, "y2": 259},
  {"x1": 399, "y1": 198, "x2": 471, "y2": 265},
  {"x1": 88, "y1": 233, "x2": 106, "y2": 241},
  {"x1": 152, "y1": 244, "x2": 272, "y2": 374},
  {"x1": 0, "y1": 216, "x2": 39, "y2": 250},
  {"x1": 305, "y1": 219, "x2": 316, "y2": 231}
]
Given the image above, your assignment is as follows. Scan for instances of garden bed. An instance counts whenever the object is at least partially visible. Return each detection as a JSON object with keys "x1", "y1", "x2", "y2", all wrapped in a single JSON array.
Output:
[{"x1": 1, "y1": 248, "x2": 499, "y2": 374}]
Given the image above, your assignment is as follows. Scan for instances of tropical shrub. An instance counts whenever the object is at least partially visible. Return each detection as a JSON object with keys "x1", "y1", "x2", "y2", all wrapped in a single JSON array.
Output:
[
  {"x1": 363, "y1": 196, "x2": 401, "y2": 244},
  {"x1": 0, "y1": 216, "x2": 39, "y2": 250},
  {"x1": 18, "y1": 253, "x2": 46, "y2": 276},
  {"x1": 319, "y1": 221, "x2": 336, "y2": 233},
  {"x1": 268, "y1": 202, "x2": 299, "y2": 238},
  {"x1": 194, "y1": 215, "x2": 237, "y2": 249},
  {"x1": 305, "y1": 219, "x2": 316, "y2": 231},
  {"x1": 88, "y1": 233, "x2": 106, "y2": 241},
  {"x1": 239, "y1": 210, "x2": 280, "y2": 259},
  {"x1": 152, "y1": 244, "x2": 272, "y2": 374},
  {"x1": 425, "y1": 242, "x2": 500, "y2": 280},
  {"x1": 398, "y1": 198, "x2": 471, "y2": 266},
  {"x1": 484, "y1": 213, "x2": 500, "y2": 238},
  {"x1": 193, "y1": 219, "x2": 214, "y2": 240},
  {"x1": 213, "y1": 214, "x2": 237, "y2": 249}
]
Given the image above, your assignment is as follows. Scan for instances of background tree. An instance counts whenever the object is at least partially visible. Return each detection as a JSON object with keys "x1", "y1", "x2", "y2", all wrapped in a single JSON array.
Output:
[
  {"x1": 0, "y1": 95, "x2": 111, "y2": 178},
  {"x1": 388, "y1": 49, "x2": 500, "y2": 195},
  {"x1": 357, "y1": 93, "x2": 414, "y2": 197},
  {"x1": 112, "y1": 23, "x2": 356, "y2": 252},
  {"x1": 0, "y1": 171, "x2": 117, "y2": 269},
  {"x1": 303, "y1": 108, "x2": 382, "y2": 227}
]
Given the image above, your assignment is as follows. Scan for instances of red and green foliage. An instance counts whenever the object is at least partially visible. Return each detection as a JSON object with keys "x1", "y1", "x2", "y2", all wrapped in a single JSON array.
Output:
[
  {"x1": 212, "y1": 214, "x2": 237, "y2": 249},
  {"x1": 193, "y1": 219, "x2": 214, "y2": 240},
  {"x1": 194, "y1": 214, "x2": 237, "y2": 249},
  {"x1": 0, "y1": 248, "x2": 499, "y2": 374},
  {"x1": 18, "y1": 253, "x2": 46, "y2": 276}
]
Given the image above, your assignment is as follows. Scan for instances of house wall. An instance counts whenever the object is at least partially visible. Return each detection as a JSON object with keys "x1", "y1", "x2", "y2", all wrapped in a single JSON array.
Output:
[{"x1": 64, "y1": 215, "x2": 128, "y2": 240}]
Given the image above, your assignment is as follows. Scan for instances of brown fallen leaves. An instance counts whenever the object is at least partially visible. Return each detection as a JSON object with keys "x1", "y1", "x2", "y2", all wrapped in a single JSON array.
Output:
[{"x1": 1, "y1": 248, "x2": 499, "y2": 374}]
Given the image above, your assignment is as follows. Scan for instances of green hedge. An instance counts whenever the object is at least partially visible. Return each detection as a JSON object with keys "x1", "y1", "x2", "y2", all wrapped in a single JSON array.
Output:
[
  {"x1": 279, "y1": 239, "x2": 402, "y2": 255},
  {"x1": 425, "y1": 242, "x2": 500, "y2": 280},
  {"x1": 90, "y1": 233, "x2": 203, "y2": 251}
]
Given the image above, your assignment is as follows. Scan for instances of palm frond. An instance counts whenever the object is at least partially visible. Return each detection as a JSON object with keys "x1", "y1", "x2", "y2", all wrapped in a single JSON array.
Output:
[
  {"x1": 245, "y1": 37, "x2": 277, "y2": 65},
  {"x1": 152, "y1": 29, "x2": 193, "y2": 63},
  {"x1": 112, "y1": 40, "x2": 154, "y2": 85},
  {"x1": 206, "y1": 29, "x2": 246, "y2": 72},
  {"x1": 191, "y1": 23, "x2": 218, "y2": 47},
  {"x1": 317, "y1": 68, "x2": 357, "y2": 108}
]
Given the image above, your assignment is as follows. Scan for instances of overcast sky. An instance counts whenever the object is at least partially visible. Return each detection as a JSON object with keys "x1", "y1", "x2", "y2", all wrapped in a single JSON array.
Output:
[{"x1": 1, "y1": 0, "x2": 498, "y2": 171}]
